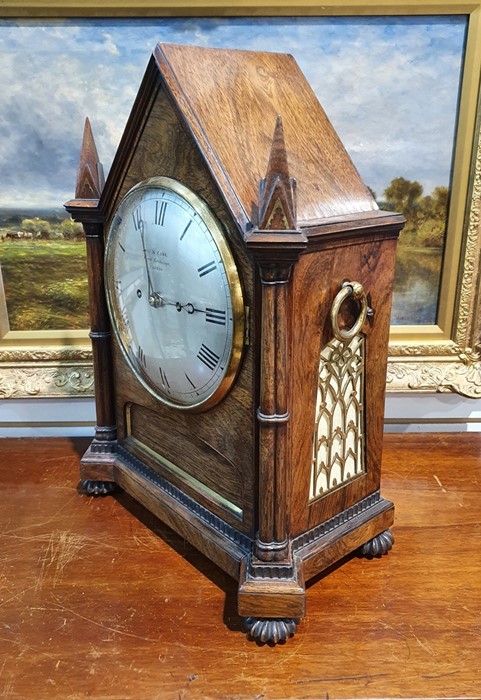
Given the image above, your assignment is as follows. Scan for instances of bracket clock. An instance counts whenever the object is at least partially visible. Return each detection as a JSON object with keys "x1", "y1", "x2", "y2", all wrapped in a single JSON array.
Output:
[{"x1": 66, "y1": 43, "x2": 404, "y2": 644}]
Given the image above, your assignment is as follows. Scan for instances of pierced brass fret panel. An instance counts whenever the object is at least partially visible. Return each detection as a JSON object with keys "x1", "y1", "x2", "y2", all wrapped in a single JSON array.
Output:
[{"x1": 310, "y1": 334, "x2": 365, "y2": 502}]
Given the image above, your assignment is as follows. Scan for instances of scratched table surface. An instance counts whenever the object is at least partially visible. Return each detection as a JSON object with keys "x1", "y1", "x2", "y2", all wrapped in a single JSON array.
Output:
[{"x1": 0, "y1": 434, "x2": 480, "y2": 700}]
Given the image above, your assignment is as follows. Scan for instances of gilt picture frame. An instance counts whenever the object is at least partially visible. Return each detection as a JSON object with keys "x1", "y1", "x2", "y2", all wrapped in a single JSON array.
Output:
[{"x1": 0, "y1": 1, "x2": 480, "y2": 399}]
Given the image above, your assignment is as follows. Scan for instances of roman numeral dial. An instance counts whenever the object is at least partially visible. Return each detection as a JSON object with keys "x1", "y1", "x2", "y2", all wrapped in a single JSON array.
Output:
[
  {"x1": 198, "y1": 261, "x2": 217, "y2": 277},
  {"x1": 105, "y1": 176, "x2": 244, "y2": 410},
  {"x1": 154, "y1": 200, "x2": 167, "y2": 226},
  {"x1": 197, "y1": 343, "x2": 220, "y2": 371},
  {"x1": 206, "y1": 308, "x2": 226, "y2": 326}
]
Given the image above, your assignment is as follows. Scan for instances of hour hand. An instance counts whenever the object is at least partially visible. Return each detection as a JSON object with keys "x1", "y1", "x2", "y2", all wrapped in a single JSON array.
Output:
[
  {"x1": 148, "y1": 293, "x2": 178, "y2": 309},
  {"x1": 180, "y1": 304, "x2": 227, "y2": 326}
]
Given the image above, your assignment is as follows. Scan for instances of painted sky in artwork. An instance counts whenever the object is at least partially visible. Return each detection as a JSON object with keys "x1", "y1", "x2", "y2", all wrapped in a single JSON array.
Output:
[{"x1": 0, "y1": 16, "x2": 467, "y2": 208}]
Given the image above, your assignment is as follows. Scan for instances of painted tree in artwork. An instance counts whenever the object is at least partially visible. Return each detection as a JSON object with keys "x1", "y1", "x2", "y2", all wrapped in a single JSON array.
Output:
[
  {"x1": 383, "y1": 177, "x2": 424, "y2": 236},
  {"x1": 417, "y1": 186, "x2": 449, "y2": 247},
  {"x1": 384, "y1": 177, "x2": 424, "y2": 215},
  {"x1": 383, "y1": 177, "x2": 448, "y2": 249}
]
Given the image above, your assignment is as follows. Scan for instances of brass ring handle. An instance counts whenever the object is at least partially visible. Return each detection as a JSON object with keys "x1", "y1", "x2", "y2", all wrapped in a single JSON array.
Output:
[{"x1": 330, "y1": 280, "x2": 368, "y2": 342}]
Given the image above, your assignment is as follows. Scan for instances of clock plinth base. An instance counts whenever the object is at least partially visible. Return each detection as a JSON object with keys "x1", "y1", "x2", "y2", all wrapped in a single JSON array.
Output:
[
  {"x1": 238, "y1": 558, "x2": 306, "y2": 620},
  {"x1": 358, "y1": 528, "x2": 394, "y2": 559},
  {"x1": 79, "y1": 441, "x2": 117, "y2": 484},
  {"x1": 238, "y1": 494, "x2": 394, "y2": 628},
  {"x1": 77, "y1": 440, "x2": 395, "y2": 639},
  {"x1": 244, "y1": 616, "x2": 299, "y2": 645}
]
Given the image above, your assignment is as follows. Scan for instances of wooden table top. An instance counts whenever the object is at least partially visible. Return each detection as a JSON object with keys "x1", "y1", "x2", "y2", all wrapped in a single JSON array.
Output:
[{"x1": 0, "y1": 433, "x2": 480, "y2": 699}]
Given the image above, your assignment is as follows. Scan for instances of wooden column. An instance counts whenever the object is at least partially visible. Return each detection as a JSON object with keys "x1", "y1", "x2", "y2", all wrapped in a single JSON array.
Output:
[
  {"x1": 239, "y1": 237, "x2": 306, "y2": 620},
  {"x1": 82, "y1": 220, "x2": 117, "y2": 450},
  {"x1": 239, "y1": 118, "x2": 307, "y2": 622},
  {"x1": 249, "y1": 117, "x2": 306, "y2": 563},
  {"x1": 254, "y1": 261, "x2": 294, "y2": 561},
  {"x1": 65, "y1": 119, "x2": 117, "y2": 469}
]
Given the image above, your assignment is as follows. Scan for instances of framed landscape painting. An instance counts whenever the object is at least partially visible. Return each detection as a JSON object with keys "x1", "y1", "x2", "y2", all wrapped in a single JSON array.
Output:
[{"x1": 0, "y1": 1, "x2": 480, "y2": 399}]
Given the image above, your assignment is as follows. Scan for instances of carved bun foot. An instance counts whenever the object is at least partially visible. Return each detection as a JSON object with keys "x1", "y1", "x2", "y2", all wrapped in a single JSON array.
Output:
[
  {"x1": 79, "y1": 479, "x2": 117, "y2": 496},
  {"x1": 244, "y1": 617, "x2": 298, "y2": 644},
  {"x1": 359, "y1": 528, "x2": 394, "y2": 559}
]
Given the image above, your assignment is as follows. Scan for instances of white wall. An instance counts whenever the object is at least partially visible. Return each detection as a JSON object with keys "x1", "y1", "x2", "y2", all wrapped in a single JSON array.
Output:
[
  {"x1": 1, "y1": 393, "x2": 480, "y2": 437},
  {"x1": 0, "y1": 397, "x2": 95, "y2": 438},
  {"x1": 384, "y1": 393, "x2": 481, "y2": 432}
]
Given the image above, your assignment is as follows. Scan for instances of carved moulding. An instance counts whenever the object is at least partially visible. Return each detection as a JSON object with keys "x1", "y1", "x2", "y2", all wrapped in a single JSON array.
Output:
[
  {"x1": 0, "y1": 346, "x2": 94, "y2": 398},
  {"x1": 386, "y1": 353, "x2": 481, "y2": 398}
]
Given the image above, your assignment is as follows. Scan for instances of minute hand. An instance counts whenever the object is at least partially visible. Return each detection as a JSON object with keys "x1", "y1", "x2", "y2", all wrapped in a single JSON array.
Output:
[{"x1": 138, "y1": 220, "x2": 162, "y2": 308}]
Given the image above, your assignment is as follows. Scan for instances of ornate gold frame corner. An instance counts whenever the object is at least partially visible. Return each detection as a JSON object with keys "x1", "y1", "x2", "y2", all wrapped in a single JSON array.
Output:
[
  {"x1": 0, "y1": 336, "x2": 94, "y2": 399},
  {"x1": 386, "y1": 120, "x2": 481, "y2": 398},
  {"x1": 1, "y1": 1, "x2": 480, "y2": 399}
]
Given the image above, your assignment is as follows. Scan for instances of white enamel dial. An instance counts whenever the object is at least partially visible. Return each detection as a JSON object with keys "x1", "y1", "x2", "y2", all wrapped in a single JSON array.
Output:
[{"x1": 105, "y1": 177, "x2": 244, "y2": 410}]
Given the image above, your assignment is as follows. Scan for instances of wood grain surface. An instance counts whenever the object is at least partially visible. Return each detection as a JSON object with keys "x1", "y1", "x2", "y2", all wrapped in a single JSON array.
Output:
[
  {"x1": 155, "y1": 43, "x2": 377, "y2": 228},
  {"x1": 1, "y1": 433, "x2": 480, "y2": 699},
  {"x1": 290, "y1": 234, "x2": 398, "y2": 534}
]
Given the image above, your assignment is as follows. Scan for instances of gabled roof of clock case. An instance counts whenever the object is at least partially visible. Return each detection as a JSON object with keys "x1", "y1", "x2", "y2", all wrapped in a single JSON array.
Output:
[{"x1": 99, "y1": 42, "x2": 379, "y2": 233}]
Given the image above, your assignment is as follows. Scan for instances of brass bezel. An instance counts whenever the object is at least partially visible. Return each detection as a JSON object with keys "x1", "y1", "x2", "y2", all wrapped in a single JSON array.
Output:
[{"x1": 104, "y1": 176, "x2": 245, "y2": 412}]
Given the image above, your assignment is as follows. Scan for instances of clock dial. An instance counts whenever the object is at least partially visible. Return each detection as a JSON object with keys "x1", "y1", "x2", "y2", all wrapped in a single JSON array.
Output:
[{"x1": 105, "y1": 177, "x2": 244, "y2": 410}]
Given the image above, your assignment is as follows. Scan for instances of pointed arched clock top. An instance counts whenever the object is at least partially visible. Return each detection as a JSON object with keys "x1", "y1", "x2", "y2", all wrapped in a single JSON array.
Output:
[
  {"x1": 68, "y1": 45, "x2": 382, "y2": 231},
  {"x1": 154, "y1": 43, "x2": 377, "y2": 227}
]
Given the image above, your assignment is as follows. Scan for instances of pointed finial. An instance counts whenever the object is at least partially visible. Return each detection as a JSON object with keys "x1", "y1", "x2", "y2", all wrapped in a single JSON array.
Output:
[
  {"x1": 258, "y1": 116, "x2": 297, "y2": 230},
  {"x1": 75, "y1": 117, "x2": 105, "y2": 200}
]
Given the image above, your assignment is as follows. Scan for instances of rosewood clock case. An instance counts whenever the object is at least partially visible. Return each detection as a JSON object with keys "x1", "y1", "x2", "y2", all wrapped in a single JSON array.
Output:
[{"x1": 66, "y1": 43, "x2": 404, "y2": 643}]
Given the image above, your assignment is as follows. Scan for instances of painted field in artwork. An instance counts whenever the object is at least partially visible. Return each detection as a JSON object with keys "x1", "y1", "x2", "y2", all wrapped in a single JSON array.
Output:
[
  {"x1": 0, "y1": 15, "x2": 468, "y2": 330},
  {"x1": 0, "y1": 212, "x2": 89, "y2": 330}
]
